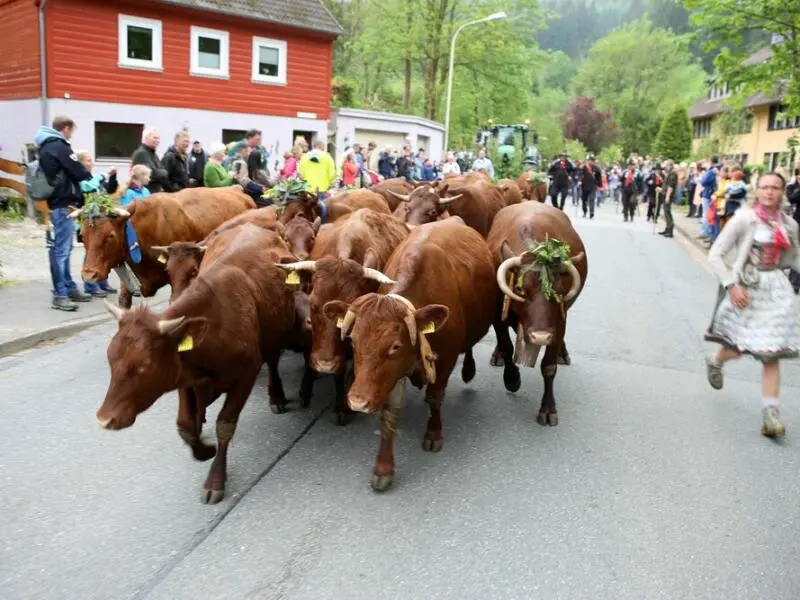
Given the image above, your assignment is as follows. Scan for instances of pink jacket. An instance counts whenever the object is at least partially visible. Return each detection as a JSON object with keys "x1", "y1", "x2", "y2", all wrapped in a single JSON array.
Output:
[{"x1": 280, "y1": 156, "x2": 298, "y2": 180}]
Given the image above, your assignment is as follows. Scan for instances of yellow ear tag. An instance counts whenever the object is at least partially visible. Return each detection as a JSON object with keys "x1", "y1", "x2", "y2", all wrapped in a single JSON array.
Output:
[
  {"x1": 178, "y1": 335, "x2": 194, "y2": 352},
  {"x1": 336, "y1": 317, "x2": 344, "y2": 328},
  {"x1": 157, "y1": 254, "x2": 167, "y2": 264},
  {"x1": 420, "y1": 322, "x2": 436, "y2": 335},
  {"x1": 285, "y1": 271, "x2": 301, "y2": 285}
]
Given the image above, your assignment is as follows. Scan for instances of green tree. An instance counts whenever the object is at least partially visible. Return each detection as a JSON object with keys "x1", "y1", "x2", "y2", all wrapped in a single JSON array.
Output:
[
  {"x1": 564, "y1": 139, "x2": 589, "y2": 162},
  {"x1": 573, "y1": 17, "x2": 706, "y2": 155},
  {"x1": 680, "y1": 0, "x2": 800, "y2": 119},
  {"x1": 652, "y1": 104, "x2": 693, "y2": 160},
  {"x1": 528, "y1": 88, "x2": 570, "y2": 161},
  {"x1": 598, "y1": 143, "x2": 624, "y2": 165}
]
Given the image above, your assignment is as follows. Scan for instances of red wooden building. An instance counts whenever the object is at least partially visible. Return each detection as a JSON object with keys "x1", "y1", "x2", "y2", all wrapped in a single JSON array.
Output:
[{"x1": 0, "y1": 0, "x2": 342, "y2": 169}]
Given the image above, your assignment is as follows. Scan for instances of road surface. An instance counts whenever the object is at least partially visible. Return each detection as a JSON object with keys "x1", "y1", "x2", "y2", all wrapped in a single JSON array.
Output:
[{"x1": 2, "y1": 201, "x2": 799, "y2": 600}]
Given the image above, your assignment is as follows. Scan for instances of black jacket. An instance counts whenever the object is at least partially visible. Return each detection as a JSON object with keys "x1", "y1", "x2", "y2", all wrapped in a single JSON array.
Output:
[
  {"x1": 788, "y1": 176, "x2": 800, "y2": 224},
  {"x1": 131, "y1": 144, "x2": 169, "y2": 193},
  {"x1": 548, "y1": 158, "x2": 575, "y2": 187},
  {"x1": 188, "y1": 149, "x2": 207, "y2": 187},
  {"x1": 581, "y1": 163, "x2": 602, "y2": 192},
  {"x1": 37, "y1": 135, "x2": 92, "y2": 210},
  {"x1": 161, "y1": 145, "x2": 190, "y2": 192}
]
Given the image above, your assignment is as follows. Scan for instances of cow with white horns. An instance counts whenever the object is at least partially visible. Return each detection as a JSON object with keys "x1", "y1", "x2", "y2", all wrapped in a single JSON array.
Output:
[{"x1": 486, "y1": 202, "x2": 587, "y2": 426}]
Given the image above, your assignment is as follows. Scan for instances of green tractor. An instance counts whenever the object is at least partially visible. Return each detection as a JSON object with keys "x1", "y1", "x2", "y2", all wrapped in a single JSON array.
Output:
[{"x1": 476, "y1": 122, "x2": 540, "y2": 169}]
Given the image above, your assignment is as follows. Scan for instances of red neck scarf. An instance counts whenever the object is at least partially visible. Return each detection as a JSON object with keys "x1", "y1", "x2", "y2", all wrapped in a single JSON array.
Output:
[{"x1": 755, "y1": 203, "x2": 791, "y2": 266}]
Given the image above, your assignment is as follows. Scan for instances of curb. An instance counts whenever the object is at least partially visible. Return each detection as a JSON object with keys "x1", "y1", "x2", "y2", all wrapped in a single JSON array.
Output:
[
  {"x1": 0, "y1": 298, "x2": 168, "y2": 358},
  {"x1": 673, "y1": 217, "x2": 708, "y2": 253}
]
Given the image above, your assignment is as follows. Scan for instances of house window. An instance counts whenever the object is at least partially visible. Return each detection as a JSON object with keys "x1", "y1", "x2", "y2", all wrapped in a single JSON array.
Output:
[
  {"x1": 252, "y1": 37, "x2": 287, "y2": 85},
  {"x1": 190, "y1": 26, "x2": 229, "y2": 78},
  {"x1": 222, "y1": 129, "x2": 248, "y2": 144},
  {"x1": 95, "y1": 122, "x2": 144, "y2": 159},
  {"x1": 763, "y1": 152, "x2": 791, "y2": 171},
  {"x1": 118, "y1": 15, "x2": 162, "y2": 71},
  {"x1": 693, "y1": 118, "x2": 712, "y2": 139}
]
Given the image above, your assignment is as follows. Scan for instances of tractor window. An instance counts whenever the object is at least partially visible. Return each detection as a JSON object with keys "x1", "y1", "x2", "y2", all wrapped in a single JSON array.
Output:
[{"x1": 496, "y1": 127, "x2": 515, "y2": 146}]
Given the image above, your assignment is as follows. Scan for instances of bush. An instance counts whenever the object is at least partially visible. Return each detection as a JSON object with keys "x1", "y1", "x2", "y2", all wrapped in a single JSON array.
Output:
[{"x1": 653, "y1": 105, "x2": 692, "y2": 161}]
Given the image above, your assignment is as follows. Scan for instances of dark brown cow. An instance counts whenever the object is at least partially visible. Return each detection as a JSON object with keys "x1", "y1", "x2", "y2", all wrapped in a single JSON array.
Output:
[
  {"x1": 390, "y1": 181, "x2": 505, "y2": 238},
  {"x1": 75, "y1": 186, "x2": 255, "y2": 308},
  {"x1": 487, "y1": 202, "x2": 587, "y2": 426},
  {"x1": 282, "y1": 215, "x2": 321, "y2": 260},
  {"x1": 323, "y1": 217, "x2": 497, "y2": 491},
  {"x1": 498, "y1": 179, "x2": 523, "y2": 205},
  {"x1": 371, "y1": 177, "x2": 413, "y2": 211},
  {"x1": 277, "y1": 209, "x2": 409, "y2": 424},
  {"x1": 277, "y1": 189, "x2": 389, "y2": 224},
  {"x1": 96, "y1": 224, "x2": 305, "y2": 504}
]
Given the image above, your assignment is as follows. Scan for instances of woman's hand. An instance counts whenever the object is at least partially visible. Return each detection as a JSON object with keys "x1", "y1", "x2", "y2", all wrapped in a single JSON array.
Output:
[{"x1": 728, "y1": 284, "x2": 750, "y2": 309}]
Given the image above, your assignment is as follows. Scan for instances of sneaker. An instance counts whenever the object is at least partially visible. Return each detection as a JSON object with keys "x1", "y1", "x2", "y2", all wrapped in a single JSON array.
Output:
[
  {"x1": 52, "y1": 297, "x2": 78, "y2": 312},
  {"x1": 99, "y1": 284, "x2": 118, "y2": 294},
  {"x1": 761, "y1": 406, "x2": 786, "y2": 438},
  {"x1": 705, "y1": 356, "x2": 723, "y2": 390},
  {"x1": 88, "y1": 290, "x2": 108, "y2": 298},
  {"x1": 68, "y1": 291, "x2": 92, "y2": 303}
]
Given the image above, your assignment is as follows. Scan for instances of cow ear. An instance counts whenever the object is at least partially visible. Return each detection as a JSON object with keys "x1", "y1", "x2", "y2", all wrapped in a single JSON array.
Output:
[
  {"x1": 570, "y1": 251, "x2": 585, "y2": 264},
  {"x1": 437, "y1": 183, "x2": 450, "y2": 197},
  {"x1": 500, "y1": 240, "x2": 515, "y2": 261},
  {"x1": 169, "y1": 317, "x2": 209, "y2": 351},
  {"x1": 323, "y1": 300, "x2": 350, "y2": 325},
  {"x1": 414, "y1": 304, "x2": 449, "y2": 335},
  {"x1": 363, "y1": 247, "x2": 379, "y2": 270},
  {"x1": 312, "y1": 216, "x2": 322, "y2": 234}
]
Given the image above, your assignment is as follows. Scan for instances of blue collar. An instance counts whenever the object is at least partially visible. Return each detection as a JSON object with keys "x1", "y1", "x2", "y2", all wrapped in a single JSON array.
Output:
[{"x1": 318, "y1": 198, "x2": 328, "y2": 224}]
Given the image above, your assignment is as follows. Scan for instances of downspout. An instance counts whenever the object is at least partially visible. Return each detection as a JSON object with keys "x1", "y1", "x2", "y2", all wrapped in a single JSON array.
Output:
[{"x1": 37, "y1": 0, "x2": 50, "y2": 125}]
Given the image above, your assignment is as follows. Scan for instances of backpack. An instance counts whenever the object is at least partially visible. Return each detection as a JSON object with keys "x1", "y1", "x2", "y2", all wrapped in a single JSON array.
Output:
[{"x1": 25, "y1": 159, "x2": 55, "y2": 200}]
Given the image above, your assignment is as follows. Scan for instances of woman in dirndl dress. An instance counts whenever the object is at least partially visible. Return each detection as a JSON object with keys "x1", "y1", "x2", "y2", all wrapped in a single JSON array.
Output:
[{"x1": 704, "y1": 172, "x2": 800, "y2": 438}]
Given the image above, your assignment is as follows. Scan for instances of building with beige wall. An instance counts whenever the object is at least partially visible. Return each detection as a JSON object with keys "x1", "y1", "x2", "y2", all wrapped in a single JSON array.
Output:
[{"x1": 689, "y1": 46, "x2": 799, "y2": 171}]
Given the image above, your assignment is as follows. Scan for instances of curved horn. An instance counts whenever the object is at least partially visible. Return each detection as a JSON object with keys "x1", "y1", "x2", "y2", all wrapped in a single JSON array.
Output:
[
  {"x1": 362, "y1": 267, "x2": 395, "y2": 285},
  {"x1": 438, "y1": 194, "x2": 463, "y2": 206},
  {"x1": 150, "y1": 245, "x2": 170, "y2": 254},
  {"x1": 403, "y1": 313, "x2": 417, "y2": 347},
  {"x1": 563, "y1": 261, "x2": 582, "y2": 303},
  {"x1": 388, "y1": 190, "x2": 411, "y2": 203},
  {"x1": 68, "y1": 208, "x2": 84, "y2": 220},
  {"x1": 274, "y1": 261, "x2": 317, "y2": 272},
  {"x1": 104, "y1": 299, "x2": 125, "y2": 322},
  {"x1": 157, "y1": 316, "x2": 186, "y2": 335},
  {"x1": 111, "y1": 208, "x2": 131, "y2": 218},
  {"x1": 340, "y1": 309, "x2": 356, "y2": 341},
  {"x1": 496, "y1": 256, "x2": 525, "y2": 303}
]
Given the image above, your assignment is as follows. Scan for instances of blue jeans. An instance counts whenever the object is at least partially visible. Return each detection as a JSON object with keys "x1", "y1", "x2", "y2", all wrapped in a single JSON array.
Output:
[
  {"x1": 700, "y1": 196, "x2": 712, "y2": 236},
  {"x1": 49, "y1": 207, "x2": 78, "y2": 298}
]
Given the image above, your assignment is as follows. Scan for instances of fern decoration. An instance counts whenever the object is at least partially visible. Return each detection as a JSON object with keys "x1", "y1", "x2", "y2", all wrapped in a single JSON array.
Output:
[
  {"x1": 81, "y1": 191, "x2": 118, "y2": 226},
  {"x1": 515, "y1": 236, "x2": 572, "y2": 303}
]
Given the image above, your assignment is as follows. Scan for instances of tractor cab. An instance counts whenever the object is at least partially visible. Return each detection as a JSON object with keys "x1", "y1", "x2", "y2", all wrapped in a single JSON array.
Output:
[{"x1": 476, "y1": 123, "x2": 540, "y2": 169}]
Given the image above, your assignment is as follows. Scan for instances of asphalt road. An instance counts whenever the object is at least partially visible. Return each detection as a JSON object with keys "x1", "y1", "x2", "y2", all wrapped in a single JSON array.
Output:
[{"x1": 2, "y1": 201, "x2": 800, "y2": 600}]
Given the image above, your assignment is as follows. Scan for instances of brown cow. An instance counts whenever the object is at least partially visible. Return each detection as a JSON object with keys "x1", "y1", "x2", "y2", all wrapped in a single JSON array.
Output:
[
  {"x1": 498, "y1": 179, "x2": 523, "y2": 205},
  {"x1": 201, "y1": 205, "x2": 279, "y2": 242},
  {"x1": 282, "y1": 215, "x2": 321, "y2": 260},
  {"x1": 277, "y1": 189, "x2": 389, "y2": 224},
  {"x1": 487, "y1": 202, "x2": 587, "y2": 426},
  {"x1": 323, "y1": 217, "x2": 497, "y2": 491},
  {"x1": 371, "y1": 177, "x2": 413, "y2": 211},
  {"x1": 517, "y1": 172, "x2": 548, "y2": 202},
  {"x1": 96, "y1": 224, "x2": 305, "y2": 504},
  {"x1": 277, "y1": 209, "x2": 409, "y2": 425},
  {"x1": 74, "y1": 186, "x2": 255, "y2": 308},
  {"x1": 390, "y1": 181, "x2": 504, "y2": 238}
]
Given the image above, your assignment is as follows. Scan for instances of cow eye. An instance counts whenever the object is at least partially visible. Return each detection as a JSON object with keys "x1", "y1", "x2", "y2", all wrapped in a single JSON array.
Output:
[
  {"x1": 189, "y1": 268, "x2": 198, "y2": 278},
  {"x1": 387, "y1": 340, "x2": 403, "y2": 356}
]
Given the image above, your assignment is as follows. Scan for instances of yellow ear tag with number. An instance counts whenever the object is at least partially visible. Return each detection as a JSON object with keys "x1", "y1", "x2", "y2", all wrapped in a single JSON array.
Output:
[
  {"x1": 285, "y1": 271, "x2": 301, "y2": 285},
  {"x1": 157, "y1": 254, "x2": 167, "y2": 264},
  {"x1": 178, "y1": 335, "x2": 194, "y2": 352},
  {"x1": 336, "y1": 317, "x2": 344, "y2": 328},
  {"x1": 420, "y1": 322, "x2": 436, "y2": 335}
]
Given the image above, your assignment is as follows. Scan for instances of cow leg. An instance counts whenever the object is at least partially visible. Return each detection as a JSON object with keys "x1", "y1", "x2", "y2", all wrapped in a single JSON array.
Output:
[
  {"x1": 422, "y1": 355, "x2": 457, "y2": 452},
  {"x1": 332, "y1": 370, "x2": 354, "y2": 426},
  {"x1": 202, "y1": 372, "x2": 258, "y2": 504},
  {"x1": 557, "y1": 341, "x2": 571, "y2": 366},
  {"x1": 489, "y1": 345, "x2": 505, "y2": 367},
  {"x1": 493, "y1": 320, "x2": 521, "y2": 392},
  {"x1": 372, "y1": 380, "x2": 405, "y2": 492},
  {"x1": 118, "y1": 283, "x2": 132, "y2": 309},
  {"x1": 298, "y1": 350, "x2": 315, "y2": 409},
  {"x1": 461, "y1": 347, "x2": 476, "y2": 383},
  {"x1": 265, "y1": 351, "x2": 288, "y2": 414},
  {"x1": 176, "y1": 387, "x2": 216, "y2": 461},
  {"x1": 537, "y1": 344, "x2": 560, "y2": 427}
]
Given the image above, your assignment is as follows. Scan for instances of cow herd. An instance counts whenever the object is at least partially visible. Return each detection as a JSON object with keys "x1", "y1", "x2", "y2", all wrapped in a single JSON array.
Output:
[{"x1": 75, "y1": 171, "x2": 588, "y2": 504}]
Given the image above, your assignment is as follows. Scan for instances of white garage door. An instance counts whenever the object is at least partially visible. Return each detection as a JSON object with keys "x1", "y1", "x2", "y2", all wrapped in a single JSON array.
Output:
[{"x1": 354, "y1": 129, "x2": 407, "y2": 152}]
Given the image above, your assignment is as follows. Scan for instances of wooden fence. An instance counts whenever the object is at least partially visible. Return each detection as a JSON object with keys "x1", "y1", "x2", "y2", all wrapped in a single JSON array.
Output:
[{"x1": 0, "y1": 157, "x2": 49, "y2": 228}]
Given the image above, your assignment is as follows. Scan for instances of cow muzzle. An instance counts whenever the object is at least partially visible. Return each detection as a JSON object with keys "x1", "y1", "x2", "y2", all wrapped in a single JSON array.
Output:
[
  {"x1": 96, "y1": 409, "x2": 136, "y2": 430},
  {"x1": 527, "y1": 331, "x2": 553, "y2": 346},
  {"x1": 312, "y1": 357, "x2": 342, "y2": 375},
  {"x1": 347, "y1": 394, "x2": 376, "y2": 414}
]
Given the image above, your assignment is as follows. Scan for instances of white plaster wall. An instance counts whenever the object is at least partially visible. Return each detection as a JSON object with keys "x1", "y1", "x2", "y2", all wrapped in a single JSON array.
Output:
[
  {"x1": 46, "y1": 99, "x2": 327, "y2": 179},
  {"x1": 332, "y1": 112, "x2": 445, "y2": 163},
  {"x1": 0, "y1": 99, "x2": 42, "y2": 162}
]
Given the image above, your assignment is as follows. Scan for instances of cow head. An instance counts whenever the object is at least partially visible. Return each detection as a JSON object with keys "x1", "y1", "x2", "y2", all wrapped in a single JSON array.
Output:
[
  {"x1": 389, "y1": 184, "x2": 462, "y2": 226},
  {"x1": 276, "y1": 250, "x2": 394, "y2": 375},
  {"x1": 151, "y1": 242, "x2": 207, "y2": 302},
  {"x1": 282, "y1": 215, "x2": 321, "y2": 260},
  {"x1": 71, "y1": 207, "x2": 132, "y2": 283},
  {"x1": 496, "y1": 241, "x2": 584, "y2": 346},
  {"x1": 96, "y1": 302, "x2": 209, "y2": 429},
  {"x1": 277, "y1": 191, "x2": 324, "y2": 224},
  {"x1": 323, "y1": 293, "x2": 449, "y2": 413}
]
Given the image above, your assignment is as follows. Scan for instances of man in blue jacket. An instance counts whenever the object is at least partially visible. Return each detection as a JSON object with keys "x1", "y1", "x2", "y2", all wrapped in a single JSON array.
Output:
[
  {"x1": 698, "y1": 155, "x2": 720, "y2": 242},
  {"x1": 35, "y1": 115, "x2": 93, "y2": 311}
]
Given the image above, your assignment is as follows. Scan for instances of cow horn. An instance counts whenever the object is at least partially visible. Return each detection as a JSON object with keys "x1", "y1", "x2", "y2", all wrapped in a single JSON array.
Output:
[
  {"x1": 362, "y1": 267, "x2": 395, "y2": 285},
  {"x1": 150, "y1": 245, "x2": 170, "y2": 254},
  {"x1": 438, "y1": 194, "x2": 463, "y2": 206},
  {"x1": 274, "y1": 261, "x2": 317, "y2": 272},
  {"x1": 404, "y1": 313, "x2": 417, "y2": 347},
  {"x1": 111, "y1": 207, "x2": 131, "y2": 218},
  {"x1": 104, "y1": 300, "x2": 125, "y2": 322},
  {"x1": 68, "y1": 208, "x2": 84, "y2": 220},
  {"x1": 496, "y1": 256, "x2": 526, "y2": 303},
  {"x1": 388, "y1": 190, "x2": 411, "y2": 203},
  {"x1": 340, "y1": 309, "x2": 356, "y2": 341},
  {"x1": 157, "y1": 316, "x2": 186, "y2": 335},
  {"x1": 563, "y1": 261, "x2": 582, "y2": 303}
]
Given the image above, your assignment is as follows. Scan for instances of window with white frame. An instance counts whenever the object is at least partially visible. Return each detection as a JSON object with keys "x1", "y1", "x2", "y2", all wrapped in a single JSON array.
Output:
[
  {"x1": 252, "y1": 37, "x2": 287, "y2": 85},
  {"x1": 118, "y1": 14, "x2": 163, "y2": 70},
  {"x1": 190, "y1": 26, "x2": 229, "y2": 78}
]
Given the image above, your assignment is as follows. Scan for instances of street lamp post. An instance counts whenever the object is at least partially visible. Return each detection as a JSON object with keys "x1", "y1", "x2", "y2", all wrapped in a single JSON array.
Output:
[{"x1": 443, "y1": 11, "x2": 507, "y2": 152}]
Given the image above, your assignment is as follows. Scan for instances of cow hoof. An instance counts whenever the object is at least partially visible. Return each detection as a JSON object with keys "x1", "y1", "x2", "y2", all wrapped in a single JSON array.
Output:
[
  {"x1": 270, "y1": 402, "x2": 289, "y2": 415},
  {"x1": 536, "y1": 411, "x2": 559, "y2": 427},
  {"x1": 503, "y1": 366, "x2": 521, "y2": 392},
  {"x1": 422, "y1": 437, "x2": 443, "y2": 452},
  {"x1": 192, "y1": 443, "x2": 217, "y2": 462},
  {"x1": 557, "y1": 353, "x2": 571, "y2": 366},
  {"x1": 490, "y1": 350, "x2": 505, "y2": 367},
  {"x1": 371, "y1": 473, "x2": 394, "y2": 492},
  {"x1": 201, "y1": 488, "x2": 225, "y2": 505}
]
